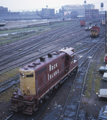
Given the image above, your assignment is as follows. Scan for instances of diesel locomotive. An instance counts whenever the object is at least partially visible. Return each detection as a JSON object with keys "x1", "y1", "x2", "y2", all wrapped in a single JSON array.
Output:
[
  {"x1": 11, "y1": 47, "x2": 78, "y2": 115},
  {"x1": 90, "y1": 26, "x2": 100, "y2": 37}
]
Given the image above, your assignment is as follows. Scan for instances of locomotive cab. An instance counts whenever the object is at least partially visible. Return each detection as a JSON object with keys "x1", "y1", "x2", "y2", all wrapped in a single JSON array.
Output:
[
  {"x1": 11, "y1": 69, "x2": 37, "y2": 115},
  {"x1": 20, "y1": 69, "x2": 36, "y2": 96}
]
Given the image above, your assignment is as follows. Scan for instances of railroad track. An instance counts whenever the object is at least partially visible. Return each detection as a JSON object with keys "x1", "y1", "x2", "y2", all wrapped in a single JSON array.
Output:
[
  {"x1": 0, "y1": 22, "x2": 79, "y2": 57},
  {"x1": 35, "y1": 38, "x2": 104, "y2": 120},
  {"x1": 0, "y1": 34, "x2": 103, "y2": 94},
  {"x1": 0, "y1": 33, "x2": 89, "y2": 74},
  {"x1": 4, "y1": 38, "x2": 104, "y2": 120},
  {"x1": 3, "y1": 22, "x2": 103, "y2": 118},
  {"x1": 0, "y1": 26, "x2": 89, "y2": 74},
  {"x1": 0, "y1": 47, "x2": 92, "y2": 94}
]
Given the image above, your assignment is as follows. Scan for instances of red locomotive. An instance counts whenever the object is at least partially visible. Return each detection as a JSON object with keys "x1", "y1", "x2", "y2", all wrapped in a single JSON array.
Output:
[
  {"x1": 90, "y1": 26, "x2": 100, "y2": 37},
  {"x1": 104, "y1": 54, "x2": 107, "y2": 63},
  {"x1": 11, "y1": 47, "x2": 78, "y2": 115}
]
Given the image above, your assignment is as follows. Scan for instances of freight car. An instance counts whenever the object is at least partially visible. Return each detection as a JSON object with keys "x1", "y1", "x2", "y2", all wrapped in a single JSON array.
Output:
[
  {"x1": 90, "y1": 26, "x2": 100, "y2": 38},
  {"x1": 80, "y1": 20, "x2": 85, "y2": 27},
  {"x1": 11, "y1": 47, "x2": 78, "y2": 115}
]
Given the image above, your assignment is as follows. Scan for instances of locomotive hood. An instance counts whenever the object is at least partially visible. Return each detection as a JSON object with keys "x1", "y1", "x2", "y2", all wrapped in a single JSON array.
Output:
[{"x1": 60, "y1": 47, "x2": 74, "y2": 56}]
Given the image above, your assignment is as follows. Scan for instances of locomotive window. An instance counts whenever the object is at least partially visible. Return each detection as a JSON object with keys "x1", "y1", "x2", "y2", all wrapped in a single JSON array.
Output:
[
  {"x1": 66, "y1": 56, "x2": 69, "y2": 61},
  {"x1": 20, "y1": 73, "x2": 23, "y2": 77},
  {"x1": 26, "y1": 74, "x2": 33, "y2": 77}
]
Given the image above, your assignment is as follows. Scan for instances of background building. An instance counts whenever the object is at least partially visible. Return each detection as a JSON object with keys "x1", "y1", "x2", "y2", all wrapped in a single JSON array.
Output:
[
  {"x1": 85, "y1": 9, "x2": 99, "y2": 19},
  {"x1": 0, "y1": 6, "x2": 8, "y2": 16},
  {"x1": 59, "y1": 3, "x2": 98, "y2": 19},
  {"x1": 41, "y1": 8, "x2": 55, "y2": 17}
]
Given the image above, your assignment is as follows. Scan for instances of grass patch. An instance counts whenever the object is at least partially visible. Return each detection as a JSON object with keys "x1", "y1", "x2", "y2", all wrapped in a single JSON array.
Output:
[
  {"x1": 84, "y1": 63, "x2": 94, "y2": 97},
  {"x1": 0, "y1": 21, "x2": 76, "y2": 46},
  {"x1": 0, "y1": 21, "x2": 75, "y2": 34},
  {"x1": 0, "y1": 67, "x2": 19, "y2": 84},
  {"x1": 94, "y1": 75, "x2": 101, "y2": 93},
  {"x1": 100, "y1": 54, "x2": 104, "y2": 62},
  {"x1": 0, "y1": 28, "x2": 50, "y2": 45},
  {"x1": 84, "y1": 62, "x2": 101, "y2": 98},
  {"x1": 0, "y1": 84, "x2": 19, "y2": 102}
]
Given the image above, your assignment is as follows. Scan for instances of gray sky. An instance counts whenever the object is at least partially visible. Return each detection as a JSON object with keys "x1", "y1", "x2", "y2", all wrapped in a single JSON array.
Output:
[{"x1": 0, "y1": 0, "x2": 107, "y2": 11}]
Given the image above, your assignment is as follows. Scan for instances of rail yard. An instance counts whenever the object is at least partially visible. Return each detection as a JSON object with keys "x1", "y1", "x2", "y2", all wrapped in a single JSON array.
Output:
[{"x1": 0, "y1": 19, "x2": 107, "y2": 120}]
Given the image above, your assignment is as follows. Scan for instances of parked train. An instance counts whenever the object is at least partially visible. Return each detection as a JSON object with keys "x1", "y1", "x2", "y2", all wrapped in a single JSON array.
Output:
[
  {"x1": 11, "y1": 47, "x2": 78, "y2": 115},
  {"x1": 80, "y1": 20, "x2": 85, "y2": 27},
  {"x1": 90, "y1": 26, "x2": 100, "y2": 38},
  {"x1": 104, "y1": 54, "x2": 107, "y2": 63}
]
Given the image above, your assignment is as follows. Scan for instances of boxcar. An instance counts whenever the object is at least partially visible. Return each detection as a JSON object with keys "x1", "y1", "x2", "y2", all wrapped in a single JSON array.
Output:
[{"x1": 80, "y1": 20, "x2": 85, "y2": 27}]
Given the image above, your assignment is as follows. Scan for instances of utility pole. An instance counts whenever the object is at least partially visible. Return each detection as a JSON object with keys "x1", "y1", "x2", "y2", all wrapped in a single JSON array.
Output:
[{"x1": 105, "y1": 11, "x2": 107, "y2": 53}]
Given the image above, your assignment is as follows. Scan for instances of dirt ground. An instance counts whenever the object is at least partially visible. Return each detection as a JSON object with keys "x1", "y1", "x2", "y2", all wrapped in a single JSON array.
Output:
[
  {"x1": 0, "y1": 101, "x2": 11, "y2": 120},
  {"x1": 0, "y1": 20, "x2": 49, "y2": 29},
  {"x1": 80, "y1": 46, "x2": 106, "y2": 119}
]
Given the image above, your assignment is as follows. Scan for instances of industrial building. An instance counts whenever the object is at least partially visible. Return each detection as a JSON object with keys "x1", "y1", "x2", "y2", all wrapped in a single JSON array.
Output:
[
  {"x1": 85, "y1": 9, "x2": 99, "y2": 18},
  {"x1": 60, "y1": 3, "x2": 95, "y2": 18},
  {"x1": 41, "y1": 8, "x2": 55, "y2": 17},
  {"x1": 0, "y1": 6, "x2": 8, "y2": 16}
]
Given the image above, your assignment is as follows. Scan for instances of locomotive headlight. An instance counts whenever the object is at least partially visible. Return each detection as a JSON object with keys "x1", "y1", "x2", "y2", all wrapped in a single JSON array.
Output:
[{"x1": 22, "y1": 73, "x2": 25, "y2": 78}]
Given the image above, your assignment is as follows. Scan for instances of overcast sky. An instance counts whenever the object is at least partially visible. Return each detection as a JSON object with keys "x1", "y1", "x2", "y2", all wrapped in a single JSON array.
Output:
[{"x1": 0, "y1": 0, "x2": 107, "y2": 12}]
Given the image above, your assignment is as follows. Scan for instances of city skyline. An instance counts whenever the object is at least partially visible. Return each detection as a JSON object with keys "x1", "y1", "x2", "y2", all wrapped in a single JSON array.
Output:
[{"x1": 0, "y1": 0, "x2": 106, "y2": 12}]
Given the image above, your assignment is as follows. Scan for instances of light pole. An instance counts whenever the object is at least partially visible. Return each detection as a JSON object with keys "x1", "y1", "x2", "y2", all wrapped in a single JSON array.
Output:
[{"x1": 105, "y1": 11, "x2": 107, "y2": 53}]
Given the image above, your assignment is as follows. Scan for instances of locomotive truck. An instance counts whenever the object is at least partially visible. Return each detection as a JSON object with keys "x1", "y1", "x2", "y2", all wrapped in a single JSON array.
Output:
[{"x1": 11, "y1": 47, "x2": 78, "y2": 115}]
